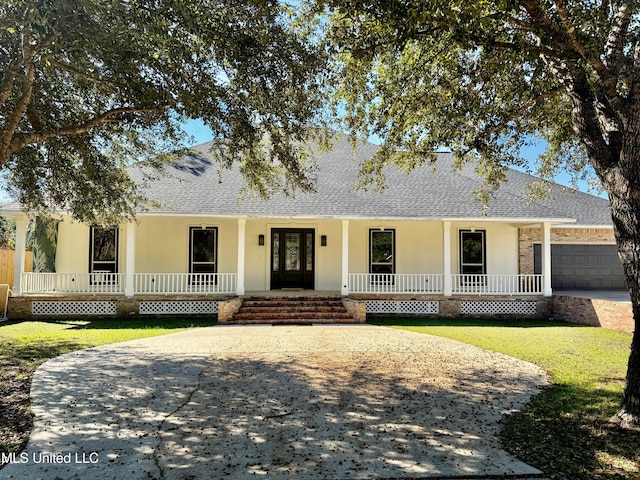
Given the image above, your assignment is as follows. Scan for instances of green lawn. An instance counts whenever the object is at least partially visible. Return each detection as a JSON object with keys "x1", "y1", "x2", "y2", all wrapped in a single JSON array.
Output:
[
  {"x1": 0, "y1": 317, "x2": 214, "y2": 461},
  {"x1": 370, "y1": 318, "x2": 639, "y2": 480}
]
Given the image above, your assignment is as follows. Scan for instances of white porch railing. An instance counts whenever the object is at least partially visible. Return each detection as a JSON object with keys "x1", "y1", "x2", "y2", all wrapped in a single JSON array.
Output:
[
  {"x1": 348, "y1": 273, "x2": 543, "y2": 295},
  {"x1": 134, "y1": 273, "x2": 237, "y2": 295},
  {"x1": 22, "y1": 273, "x2": 126, "y2": 294},
  {"x1": 451, "y1": 274, "x2": 543, "y2": 295},
  {"x1": 349, "y1": 274, "x2": 444, "y2": 294},
  {"x1": 21, "y1": 272, "x2": 540, "y2": 296},
  {"x1": 21, "y1": 272, "x2": 237, "y2": 295}
]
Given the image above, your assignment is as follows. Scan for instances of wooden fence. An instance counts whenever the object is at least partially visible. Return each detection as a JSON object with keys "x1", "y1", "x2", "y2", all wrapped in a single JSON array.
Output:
[{"x1": 0, "y1": 249, "x2": 33, "y2": 289}]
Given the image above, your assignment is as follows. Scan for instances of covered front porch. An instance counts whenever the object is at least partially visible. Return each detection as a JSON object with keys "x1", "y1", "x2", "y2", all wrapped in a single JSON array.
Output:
[{"x1": 9, "y1": 216, "x2": 555, "y2": 299}]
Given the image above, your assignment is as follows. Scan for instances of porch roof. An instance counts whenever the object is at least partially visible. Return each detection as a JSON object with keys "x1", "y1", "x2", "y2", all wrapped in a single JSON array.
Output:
[{"x1": 127, "y1": 136, "x2": 606, "y2": 225}]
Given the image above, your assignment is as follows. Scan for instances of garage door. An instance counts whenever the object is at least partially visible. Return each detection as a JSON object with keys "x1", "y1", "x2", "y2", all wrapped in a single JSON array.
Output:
[{"x1": 534, "y1": 244, "x2": 626, "y2": 290}]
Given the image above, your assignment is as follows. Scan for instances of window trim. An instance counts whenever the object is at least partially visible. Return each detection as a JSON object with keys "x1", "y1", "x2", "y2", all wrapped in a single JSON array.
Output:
[
  {"x1": 369, "y1": 228, "x2": 396, "y2": 275},
  {"x1": 188, "y1": 226, "x2": 218, "y2": 278},
  {"x1": 459, "y1": 229, "x2": 486, "y2": 275}
]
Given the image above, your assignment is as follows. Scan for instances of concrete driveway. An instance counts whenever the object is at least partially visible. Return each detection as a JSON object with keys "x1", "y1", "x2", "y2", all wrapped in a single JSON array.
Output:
[{"x1": 1, "y1": 325, "x2": 548, "y2": 479}]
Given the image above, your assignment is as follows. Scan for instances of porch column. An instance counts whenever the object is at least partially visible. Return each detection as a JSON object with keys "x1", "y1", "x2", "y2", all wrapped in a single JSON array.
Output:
[
  {"x1": 13, "y1": 217, "x2": 27, "y2": 296},
  {"x1": 237, "y1": 219, "x2": 246, "y2": 296},
  {"x1": 542, "y1": 222, "x2": 552, "y2": 297},
  {"x1": 341, "y1": 220, "x2": 349, "y2": 296},
  {"x1": 443, "y1": 221, "x2": 452, "y2": 296},
  {"x1": 124, "y1": 222, "x2": 136, "y2": 297}
]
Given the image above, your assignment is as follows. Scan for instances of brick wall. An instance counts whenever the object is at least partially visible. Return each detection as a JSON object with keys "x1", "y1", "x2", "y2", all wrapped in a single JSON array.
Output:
[
  {"x1": 552, "y1": 294, "x2": 634, "y2": 333},
  {"x1": 519, "y1": 227, "x2": 616, "y2": 274}
]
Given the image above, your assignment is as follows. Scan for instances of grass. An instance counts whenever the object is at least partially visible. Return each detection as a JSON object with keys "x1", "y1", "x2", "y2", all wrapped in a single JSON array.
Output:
[
  {"x1": 370, "y1": 318, "x2": 640, "y2": 480},
  {"x1": 0, "y1": 317, "x2": 215, "y2": 463}
]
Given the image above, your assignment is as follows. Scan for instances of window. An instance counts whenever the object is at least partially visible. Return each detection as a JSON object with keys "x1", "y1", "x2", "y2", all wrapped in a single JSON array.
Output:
[
  {"x1": 89, "y1": 226, "x2": 118, "y2": 284},
  {"x1": 460, "y1": 230, "x2": 486, "y2": 275},
  {"x1": 189, "y1": 227, "x2": 217, "y2": 278},
  {"x1": 370, "y1": 229, "x2": 395, "y2": 274}
]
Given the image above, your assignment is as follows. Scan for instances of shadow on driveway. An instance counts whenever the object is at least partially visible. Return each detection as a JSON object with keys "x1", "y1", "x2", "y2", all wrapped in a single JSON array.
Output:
[{"x1": 1, "y1": 325, "x2": 547, "y2": 479}]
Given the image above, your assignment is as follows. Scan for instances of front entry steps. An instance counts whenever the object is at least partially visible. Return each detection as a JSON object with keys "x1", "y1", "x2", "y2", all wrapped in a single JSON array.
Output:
[{"x1": 231, "y1": 296, "x2": 356, "y2": 325}]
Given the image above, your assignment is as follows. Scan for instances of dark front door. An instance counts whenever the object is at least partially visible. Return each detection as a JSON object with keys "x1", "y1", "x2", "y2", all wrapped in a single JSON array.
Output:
[{"x1": 271, "y1": 229, "x2": 314, "y2": 289}]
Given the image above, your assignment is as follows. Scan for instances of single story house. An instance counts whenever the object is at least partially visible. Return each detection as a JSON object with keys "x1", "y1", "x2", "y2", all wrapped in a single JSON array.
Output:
[{"x1": 0, "y1": 136, "x2": 624, "y2": 321}]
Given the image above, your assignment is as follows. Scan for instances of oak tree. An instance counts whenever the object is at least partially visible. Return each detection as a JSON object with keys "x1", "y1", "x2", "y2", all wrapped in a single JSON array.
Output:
[
  {"x1": 323, "y1": 0, "x2": 640, "y2": 426},
  {"x1": 0, "y1": 0, "x2": 326, "y2": 224}
]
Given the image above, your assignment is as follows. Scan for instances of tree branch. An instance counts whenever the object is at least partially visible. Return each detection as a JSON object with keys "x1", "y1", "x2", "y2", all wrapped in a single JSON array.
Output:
[
  {"x1": 0, "y1": 59, "x2": 24, "y2": 107},
  {"x1": 565, "y1": 66, "x2": 618, "y2": 172},
  {"x1": 0, "y1": 33, "x2": 56, "y2": 109},
  {"x1": 553, "y1": 0, "x2": 622, "y2": 109},
  {"x1": 0, "y1": 61, "x2": 35, "y2": 165},
  {"x1": 5, "y1": 106, "x2": 163, "y2": 159},
  {"x1": 604, "y1": 1, "x2": 632, "y2": 75}
]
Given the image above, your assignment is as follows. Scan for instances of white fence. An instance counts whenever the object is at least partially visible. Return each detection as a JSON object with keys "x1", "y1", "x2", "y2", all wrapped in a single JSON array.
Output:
[{"x1": 22, "y1": 273, "x2": 237, "y2": 295}]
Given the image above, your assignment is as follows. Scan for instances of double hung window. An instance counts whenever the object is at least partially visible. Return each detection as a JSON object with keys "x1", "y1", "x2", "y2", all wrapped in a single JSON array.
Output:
[
  {"x1": 89, "y1": 226, "x2": 118, "y2": 284},
  {"x1": 460, "y1": 230, "x2": 486, "y2": 275},
  {"x1": 370, "y1": 229, "x2": 395, "y2": 281},
  {"x1": 189, "y1": 227, "x2": 217, "y2": 282}
]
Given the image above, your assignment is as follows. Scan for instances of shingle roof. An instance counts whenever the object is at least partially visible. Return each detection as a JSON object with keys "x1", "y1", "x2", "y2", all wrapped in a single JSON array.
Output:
[
  {"x1": 130, "y1": 136, "x2": 611, "y2": 225},
  {"x1": 0, "y1": 136, "x2": 612, "y2": 226}
]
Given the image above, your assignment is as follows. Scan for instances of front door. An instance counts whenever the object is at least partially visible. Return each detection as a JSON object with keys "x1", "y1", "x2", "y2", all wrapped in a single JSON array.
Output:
[{"x1": 271, "y1": 229, "x2": 314, "y2": 289}]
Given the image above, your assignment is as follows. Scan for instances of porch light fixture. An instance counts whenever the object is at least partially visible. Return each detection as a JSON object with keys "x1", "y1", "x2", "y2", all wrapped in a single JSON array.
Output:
[
  {"x1": 258, "y1": 234, "x2": 265, "y2": 246},
  {"x1": 321, "y1": 235, "x2": 327, "y2": 246}
]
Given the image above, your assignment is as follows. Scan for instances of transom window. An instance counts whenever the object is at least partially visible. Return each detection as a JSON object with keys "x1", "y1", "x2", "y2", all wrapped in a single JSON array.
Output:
[
  {"x1": 189, "y1": 227, "x2": 217, "y2": 274},
  {"x1": 89, "y1": 226, "x2": 118, "y2": 274},
  {"x1": 460, "y1": 230, "x2": 486, "y2": 275},
  {"x1": 370, "y1": 229, "x2": 395, "y2": 274}
]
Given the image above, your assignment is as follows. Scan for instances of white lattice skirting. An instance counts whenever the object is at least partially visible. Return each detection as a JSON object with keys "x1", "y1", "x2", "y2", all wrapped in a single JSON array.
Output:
[
  {"x1": 32, "y1": 301, "x2": 117, "y2": 316},
  {"x1": 460, "y1": 301, "x2": 537, "y2": 316},
  {"x1": 139, "y1": 301, "x2": 218, "y2": 315},
  {"x1": 366, "y1": 300, "x2": 439, "y2": 314}
]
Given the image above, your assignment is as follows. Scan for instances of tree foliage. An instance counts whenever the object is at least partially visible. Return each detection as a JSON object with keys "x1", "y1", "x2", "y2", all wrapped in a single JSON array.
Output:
[
  {"x1": 0, "y1": 0, "x2": 327, "y2": 224},
  {"x1": 323, "y1": 1, "x2": 618, "y2": 197},
  {"x1": 319, "y1": 0, "x2": 640, "y2": 426}
]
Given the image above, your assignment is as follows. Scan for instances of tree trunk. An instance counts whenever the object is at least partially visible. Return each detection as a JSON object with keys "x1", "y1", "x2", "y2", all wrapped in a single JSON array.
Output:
[{"x1": 602, "y1": 162, "x2": 640, "y2": 427}]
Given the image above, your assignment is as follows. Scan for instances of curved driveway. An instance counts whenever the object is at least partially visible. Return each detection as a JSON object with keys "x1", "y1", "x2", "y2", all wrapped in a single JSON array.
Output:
[{"x1": 1, "y1": 325, "x2": 547, "y2": 479}]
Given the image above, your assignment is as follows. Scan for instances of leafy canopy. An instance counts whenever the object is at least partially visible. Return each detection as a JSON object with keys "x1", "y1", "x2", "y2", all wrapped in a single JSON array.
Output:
[
  {"x1": 0, "y1": 0, "x2": 327, "y2": 224},
  {"x1": 321, "y1": 0, "x2": 618, "y2": 199}
]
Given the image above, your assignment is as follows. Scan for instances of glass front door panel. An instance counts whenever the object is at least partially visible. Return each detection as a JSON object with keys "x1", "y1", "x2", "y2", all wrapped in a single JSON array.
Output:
[
  {"x1": 306, "y1": 233, "x2": 313, "y2": 271},
  {"x1": 272, "y1": 232, "x2": 280, "y2": 272},
  {"x1": 285, "y1": 233, "x2": 301, "y2": 271}
]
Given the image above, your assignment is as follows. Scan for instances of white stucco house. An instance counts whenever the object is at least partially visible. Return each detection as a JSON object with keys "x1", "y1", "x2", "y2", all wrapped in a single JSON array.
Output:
[{"x1": 0, "y1": 136, "x2": 623, "y2": 320}]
